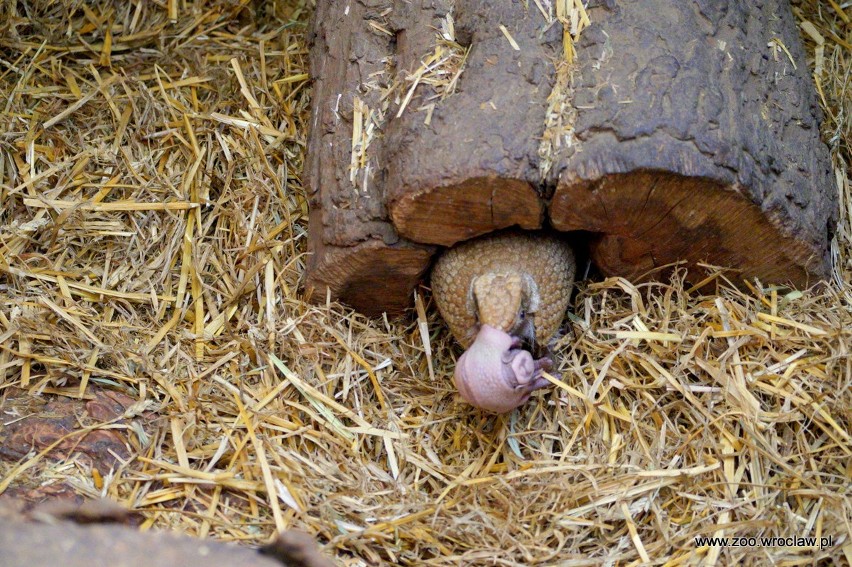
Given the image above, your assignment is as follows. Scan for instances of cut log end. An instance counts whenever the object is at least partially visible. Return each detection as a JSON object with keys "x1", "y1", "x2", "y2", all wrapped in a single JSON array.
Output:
[
  {"x1": 390, "y1": 178, "x2": 544, "y2": 247},
  {"x1": 305, "y1": 235, "x2": 434, "y2": 317},
  {"x1": 550, "y1": 171, "x2": 828, "y2": 289}
]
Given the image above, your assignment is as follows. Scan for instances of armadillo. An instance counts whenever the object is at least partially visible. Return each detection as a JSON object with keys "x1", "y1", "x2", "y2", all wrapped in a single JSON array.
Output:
[{"x1": 431, "y1": 231, "x2": 576, "y2": 413}]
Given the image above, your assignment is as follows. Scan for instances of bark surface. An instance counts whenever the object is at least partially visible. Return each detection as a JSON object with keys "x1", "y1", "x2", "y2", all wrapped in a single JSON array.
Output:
[{"x1": 548, "y1": 1, "x2": 835, "y2": 285}]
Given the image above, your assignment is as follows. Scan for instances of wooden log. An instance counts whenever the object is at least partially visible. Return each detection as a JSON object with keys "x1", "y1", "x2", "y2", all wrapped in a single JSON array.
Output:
[
  {"x1": 304, "y1": 0, "x2": 437, "y2": 316},
  {"x1": 383, "y1": 1, "x2": 555, "y2": 245},
  {"x1": 304, "y1": 0, "x2": 836, "y2": 315},
  {"x1": 547, "y1": 1, "x2": 836, "y2": 286}
]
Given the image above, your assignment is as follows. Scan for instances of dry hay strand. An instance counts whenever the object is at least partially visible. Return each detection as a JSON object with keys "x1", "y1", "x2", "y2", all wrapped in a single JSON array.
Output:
[
  {"x1": 351, "y1": 7, "x2": 467, "y2": 192},
  {"x1": 393, "y1": 8, "x2": 469, "y2": 122},
  {"x1": 538, "y1": 0, "x2": 590, "y2": 180},
  {"x1": 0, "y1": 1, "x2": 850, "y2": 566},
  {"x1": 794, "y1": 1, "x2": 852, "y2": 300}
]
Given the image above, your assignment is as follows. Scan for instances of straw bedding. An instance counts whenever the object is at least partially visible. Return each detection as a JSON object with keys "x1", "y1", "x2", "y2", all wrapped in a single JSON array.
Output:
[{"x1": 0, "y1": 1, "x2": 850, "y2": 565}]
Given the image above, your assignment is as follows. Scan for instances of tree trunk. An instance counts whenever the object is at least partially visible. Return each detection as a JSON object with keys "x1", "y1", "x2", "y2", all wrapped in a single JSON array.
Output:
[{"x1": 305, "y1": 0, "x2": 836, "y2": 315}]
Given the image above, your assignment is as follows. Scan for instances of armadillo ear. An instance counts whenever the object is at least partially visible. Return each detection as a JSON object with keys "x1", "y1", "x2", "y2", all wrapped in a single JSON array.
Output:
[
  {"x1": 507, "y1": 349, "x2": 535, "y2": 387},
  {"x1": 520, "y1": 273, "x2": 540, "y2": 313}
]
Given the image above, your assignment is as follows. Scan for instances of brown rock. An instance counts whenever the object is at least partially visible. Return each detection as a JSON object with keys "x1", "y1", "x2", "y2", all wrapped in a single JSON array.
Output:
[
  {"x1": 0, "y1": 388, "x2": 137, "y2": 471},
  {"x1": 0, "y1": 500, "x2": 337, "y2": 567}
]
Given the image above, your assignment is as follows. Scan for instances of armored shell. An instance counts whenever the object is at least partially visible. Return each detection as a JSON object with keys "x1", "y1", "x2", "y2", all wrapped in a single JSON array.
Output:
[{"x1": 431, "y1": 231, "x2": 576, "y2": 349}]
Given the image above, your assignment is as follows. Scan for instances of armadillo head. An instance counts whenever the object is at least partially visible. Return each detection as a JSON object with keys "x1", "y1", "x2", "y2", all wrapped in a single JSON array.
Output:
[
  {"x1": 453, "y1": 325, "x2": 552, "y2": 413},
  {"x1": 468, "y1": 272, "x2": 538, "y2": 345}
]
